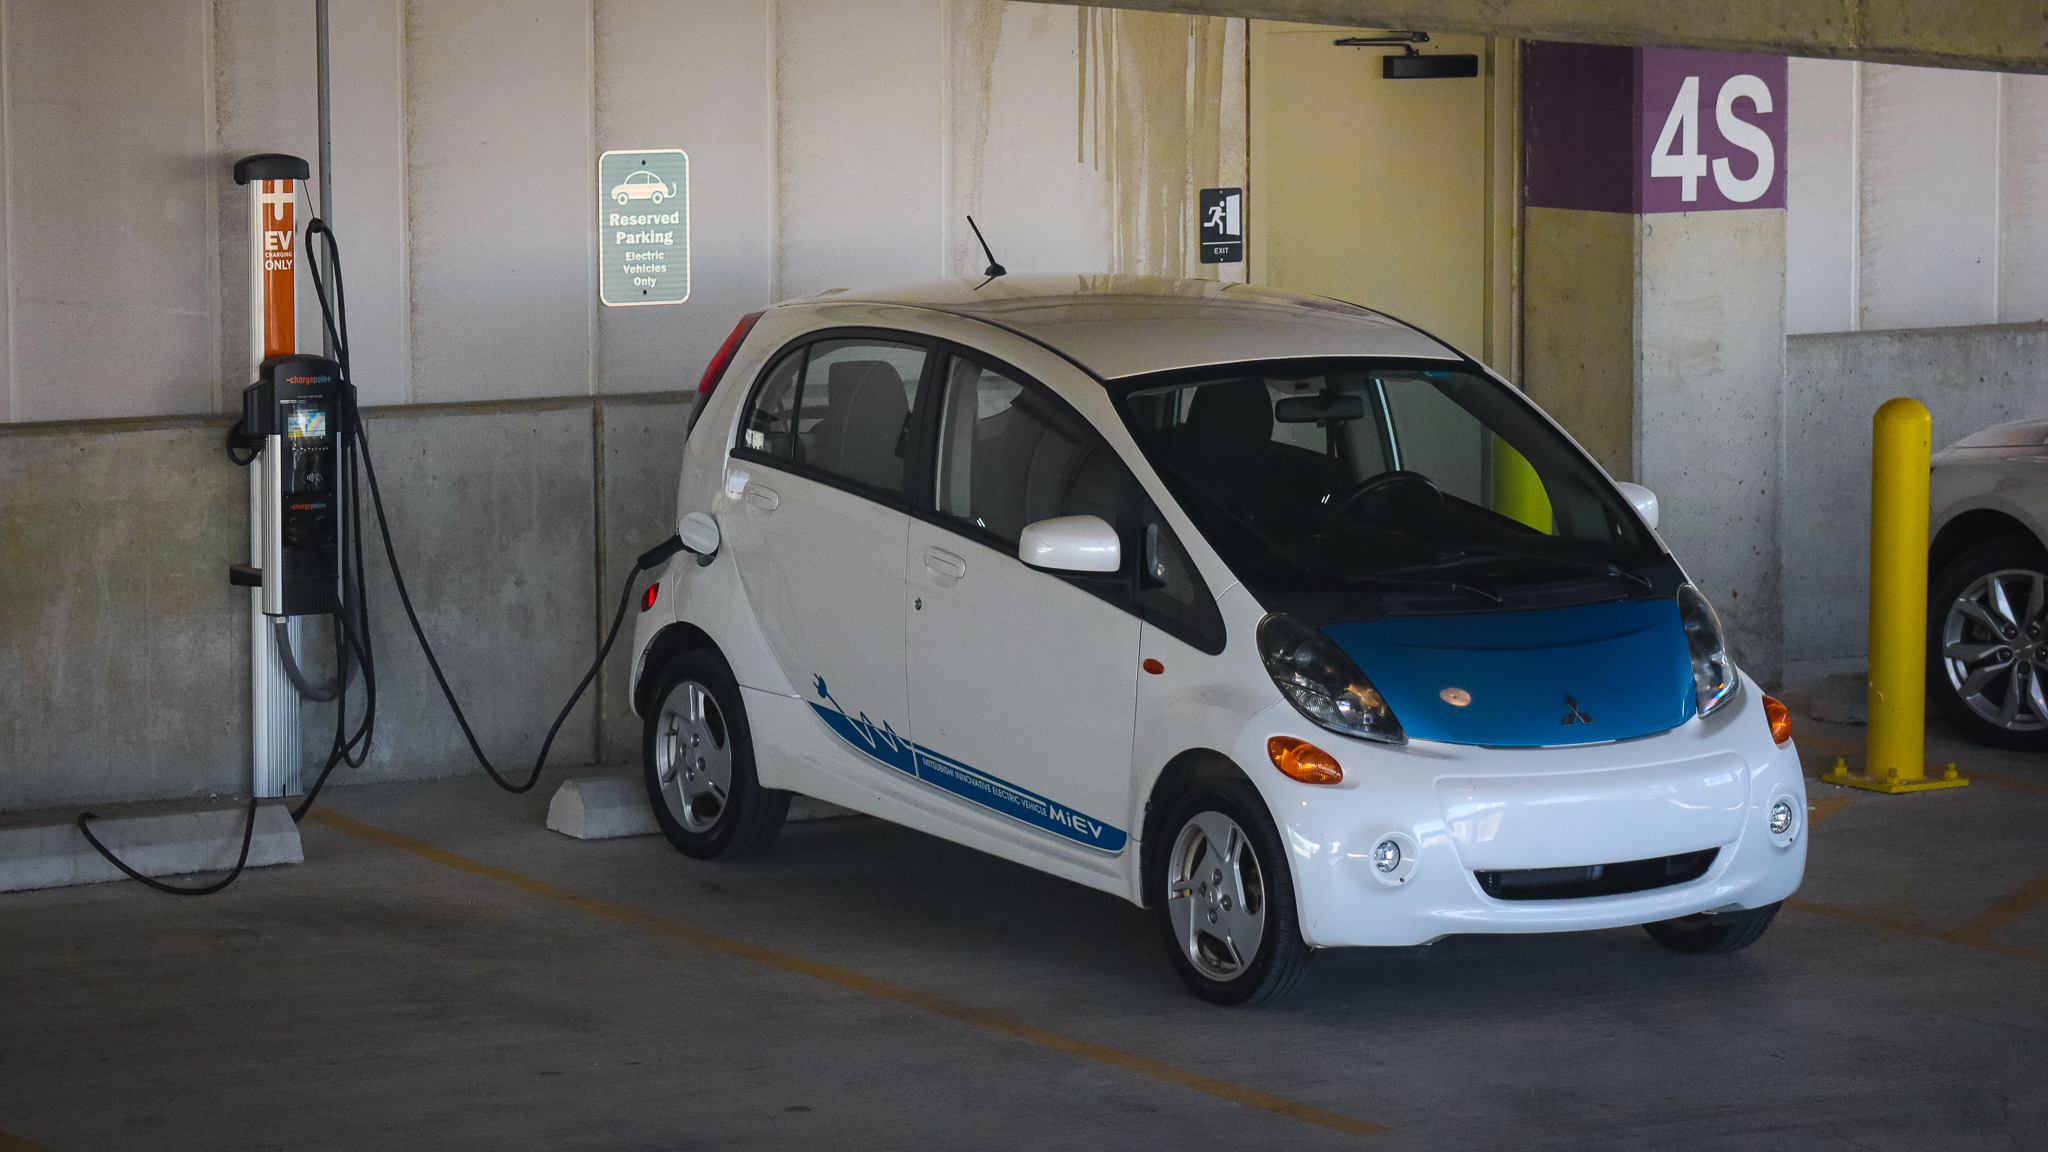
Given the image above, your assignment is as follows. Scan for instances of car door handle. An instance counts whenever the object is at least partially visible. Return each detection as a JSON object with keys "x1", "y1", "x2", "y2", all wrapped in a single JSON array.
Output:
[
  {"x1": 924, "y1": 547, "x2": 966, "y2": 580},
  {"x1": 744, "y1": 485, "x2": 779, "y2": 511}
]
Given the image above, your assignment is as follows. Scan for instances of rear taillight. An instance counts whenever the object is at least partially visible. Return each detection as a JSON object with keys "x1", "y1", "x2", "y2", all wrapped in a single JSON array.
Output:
[
  {"x1": 698, "y1": 311, "x2": 764, "y2": 395},
  {"x1": 641, "y1": 583, "x2": 660, "y2": 612},
  {"x1": 686, "y1": 311, "x2": 764, "y2": 440}
]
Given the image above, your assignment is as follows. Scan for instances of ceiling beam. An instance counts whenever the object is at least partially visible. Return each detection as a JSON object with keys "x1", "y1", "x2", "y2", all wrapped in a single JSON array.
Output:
[{"x1": 1035, "y1": 1, "x2": 2047, "y2": 74}]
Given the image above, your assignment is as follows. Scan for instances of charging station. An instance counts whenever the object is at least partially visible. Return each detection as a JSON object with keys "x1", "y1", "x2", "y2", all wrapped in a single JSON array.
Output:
[
  {"x1": 233, "y1": 153, "x2": 318, "y2": 800},
  {"x1": 71, "y1": 144, "x2": 680, "y2": 895}
]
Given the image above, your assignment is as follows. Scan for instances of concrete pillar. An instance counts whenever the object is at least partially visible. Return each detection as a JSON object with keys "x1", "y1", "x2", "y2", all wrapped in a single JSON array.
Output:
[{"x1": 1522, "y1": 43, "x2": 1788, "y2": 685}]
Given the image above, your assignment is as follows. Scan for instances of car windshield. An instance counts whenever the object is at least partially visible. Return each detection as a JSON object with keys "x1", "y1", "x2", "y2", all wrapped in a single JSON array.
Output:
[{"x1": 1112, "y1": 359, "x2": 1667, "y2": 610}]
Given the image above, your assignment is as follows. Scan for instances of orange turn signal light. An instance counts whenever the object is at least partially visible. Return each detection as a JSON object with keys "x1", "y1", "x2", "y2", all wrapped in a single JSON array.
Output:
[
  {"x1": 1267, "y1": 736, "x2": 1343, "y2": 785},
  {"x1": 1761, "y1": 693, "x2": 1792, "y2": 746}
]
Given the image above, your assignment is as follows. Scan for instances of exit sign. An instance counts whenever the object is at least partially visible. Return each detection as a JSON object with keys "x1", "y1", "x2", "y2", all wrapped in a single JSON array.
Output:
[{"x1": 1199, "y1": 188, "x2": 1243, "y2": 264}]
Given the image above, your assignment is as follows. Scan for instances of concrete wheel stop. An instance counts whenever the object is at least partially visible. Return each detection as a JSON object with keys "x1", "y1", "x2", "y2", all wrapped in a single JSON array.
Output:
[
  {"x1": 0, "y1": 797, "x2": 303, "y2": 893},
  {"x1": 547, "y1": 774, "x2": 857, "y2": 840}
]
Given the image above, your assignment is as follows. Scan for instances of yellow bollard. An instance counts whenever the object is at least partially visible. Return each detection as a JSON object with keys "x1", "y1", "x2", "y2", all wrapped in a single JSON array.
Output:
[
  {"x1": 1829, "y1": 397, "x2": 1968, "y2": 793},
  {"x1": 1491, "y1": 438, "x2": 1553, "y2": 533}
]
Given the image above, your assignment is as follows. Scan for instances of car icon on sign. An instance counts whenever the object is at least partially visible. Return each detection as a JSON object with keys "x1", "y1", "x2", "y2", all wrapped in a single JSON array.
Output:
[{"x1": 611, "y1": 170, "x2": 673, "y2": 205}]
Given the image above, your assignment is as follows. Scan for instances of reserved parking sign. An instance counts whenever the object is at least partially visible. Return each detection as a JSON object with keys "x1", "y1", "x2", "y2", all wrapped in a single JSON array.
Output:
[{"x1": 598, "y1": 149, "x2": 690, "y2": 306}]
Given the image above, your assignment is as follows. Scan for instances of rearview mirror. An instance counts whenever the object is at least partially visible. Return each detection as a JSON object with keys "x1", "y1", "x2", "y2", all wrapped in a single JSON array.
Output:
[
  {"x1": 1274, "y1": 393, "x2": 1366, "y2": 424},
  {"x1": 1019, "y1": 515, "x2": 1120, "y2": 573},
  {"x1": 678, "y1": 511, "x2": 721, "y2": 565},
  {"x1": 1613, "y1": 482, "x2": 1659, "y2": 531}
]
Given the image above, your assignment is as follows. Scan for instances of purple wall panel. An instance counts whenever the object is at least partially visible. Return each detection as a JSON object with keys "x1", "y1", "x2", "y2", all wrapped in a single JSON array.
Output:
[
  {"x1": 1636, "y1": 49, "x2": 1787, "y2": 213},
  {"x1": 1524, "y1": 42, "x2": 1787, "y2": 215},
  {"x1": 1523, "y1": 41, "x2": 1637, "y2": 213}
]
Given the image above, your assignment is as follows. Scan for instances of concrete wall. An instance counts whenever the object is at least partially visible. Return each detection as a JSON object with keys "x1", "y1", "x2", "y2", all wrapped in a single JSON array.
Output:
[
  {"x1": 0, "y1": 0, "x2": 1242, "y2": 421},
  {"x1": 1787, "y1": 59, "x2": 2048, "y2": 335},
  {"x1": 1636, "y1": 209, "x2": 1787, "y2": 684},
  {"x1": 1776, "y1": 58, "x2": 2048, "y2": 681},
  {"x1": 0, "y1": 393, "x2": 692, "y2": 813},
  {"x1": 4, "y1": 0, "x2": 223, "y2": 424},
  {"x1": 1780, "y1": 322, "x2": 2048, "y2": 681},
  {"x1": 1520, "y1": 207, "x2": 1635, "y2": 479},
  {"x1": 0, "y1": 1, "x2": 1247, "y2": 810},
  {"x1": 0, "y1": 417, "x2": 248, "y2": 810}
]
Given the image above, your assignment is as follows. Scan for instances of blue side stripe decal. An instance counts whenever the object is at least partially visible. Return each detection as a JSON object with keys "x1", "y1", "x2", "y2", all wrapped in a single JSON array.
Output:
[{"x1": 808, "y1": 676, "x2": 1128, "y2": 854}]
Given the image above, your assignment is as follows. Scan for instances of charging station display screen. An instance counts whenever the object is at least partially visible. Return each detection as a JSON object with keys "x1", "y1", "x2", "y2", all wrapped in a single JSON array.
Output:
[
  {"x1": 287, "y1": 407, "x2": 327, "y2": 440},
  {"x1": 280, "y1": 399, "x2": 333, "y2": 498}
]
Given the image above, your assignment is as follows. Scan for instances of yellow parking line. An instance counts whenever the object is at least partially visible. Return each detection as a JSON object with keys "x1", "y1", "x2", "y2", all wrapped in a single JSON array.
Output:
[
  {"x1": 307, "y1": 809, "x2": 1387, "y2": 1138},
  {"x1": 1948, "y1": 869, "x2": 2048, "y2": 946},
  {"x1": 1786, "y1": 897, "x2": 2048, "y2": 965},
  {"x1": 1789, "y1": 736, "x2": 2048, "y2": 956},
  {"x1": 1807, "y1": 795, "x2": 1853, "y2": 828},
  {"x1": 1961, "y1": 769, "x2": 2048, "y2": 797},
  {"x1": 0, "y1": 1128, "x2": 56, "y2": 1152}
]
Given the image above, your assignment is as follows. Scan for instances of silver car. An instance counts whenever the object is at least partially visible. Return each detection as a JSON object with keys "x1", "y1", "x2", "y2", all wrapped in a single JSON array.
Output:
[{"x1": 1929, "y1": 415, "x2": 2048, "y2": 750}]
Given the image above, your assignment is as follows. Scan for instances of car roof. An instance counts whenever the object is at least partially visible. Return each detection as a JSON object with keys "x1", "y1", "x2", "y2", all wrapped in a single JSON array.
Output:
[
  {"x1": 783, "y1": 274, "x2": 1461, "y2": 380},
  {"x1": 1944, "y1": 413, "x2": 2048, "y2": 451}
]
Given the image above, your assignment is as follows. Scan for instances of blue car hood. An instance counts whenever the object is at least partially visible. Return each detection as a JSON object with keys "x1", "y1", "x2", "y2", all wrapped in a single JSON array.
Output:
[{"x1": 1320, "y1": 600, "x2": 1695, "y2": 746}]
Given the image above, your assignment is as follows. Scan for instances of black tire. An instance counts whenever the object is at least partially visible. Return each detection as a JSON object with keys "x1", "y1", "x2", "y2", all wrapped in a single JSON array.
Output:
[
  {"x1": 1928, "y1": 535, "x2": 2048, "y2": 751},
  {"x1": 1643, "y1": 902, "x2": 1780, "y2": 954},
  {"x1": 1151, "y1": 779, "x2": 1310, "y2": 1006},
  {"x1": 642, "y1": 648, "x2": 789, "y2": 860}
]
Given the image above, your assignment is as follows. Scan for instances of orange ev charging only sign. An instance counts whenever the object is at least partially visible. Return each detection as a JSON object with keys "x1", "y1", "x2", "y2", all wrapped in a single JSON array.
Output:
[{"x1": 598, "y1": 149, "x2": 689, "y2": 306}]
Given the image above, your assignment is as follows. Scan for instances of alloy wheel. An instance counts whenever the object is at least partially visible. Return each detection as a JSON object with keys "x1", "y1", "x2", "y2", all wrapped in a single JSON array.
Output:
[
  {"x1": 1941, "y1": 567, "x2": 2048, "y2": 733},
  {"x1": 1165, "y1": 811, "x2": 1267, "y2": 981},
  {"x1": 654, "y1": 680, "x2": 733, "y2": 832}
]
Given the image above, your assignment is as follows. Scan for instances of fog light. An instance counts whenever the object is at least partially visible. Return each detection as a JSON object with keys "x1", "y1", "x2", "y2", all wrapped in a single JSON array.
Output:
[
  {"x1": 1372, "y1": 839, "x2": 1401, "y2": 873},
  {"x1": 1769, "y1": 798, "x2": 1795, "y2": 836}
]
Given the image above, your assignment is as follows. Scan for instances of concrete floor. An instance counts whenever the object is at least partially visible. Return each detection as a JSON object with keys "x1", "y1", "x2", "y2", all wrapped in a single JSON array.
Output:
[{"x1": 2, "y1": 715, "x2": 2044, "y2": 1151}]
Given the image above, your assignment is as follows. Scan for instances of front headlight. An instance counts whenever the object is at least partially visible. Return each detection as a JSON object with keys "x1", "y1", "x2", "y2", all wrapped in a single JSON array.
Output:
[
  {"x1": 1256, "y1": 614, "x2": 1405, "y2": 744},
  {"x1": 1678, "y1": 583, "x2": 1739, "y2": 717}
]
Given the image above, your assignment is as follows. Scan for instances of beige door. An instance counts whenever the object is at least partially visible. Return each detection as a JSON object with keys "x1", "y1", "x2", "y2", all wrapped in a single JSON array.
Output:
[{"x1": 1250, "y1": 24, "x2": 1517, "y2": 373}]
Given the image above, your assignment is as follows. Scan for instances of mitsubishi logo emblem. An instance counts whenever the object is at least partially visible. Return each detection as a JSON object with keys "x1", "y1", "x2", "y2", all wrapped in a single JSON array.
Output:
[{"x1": 1561, "y1": 695, "x2": 1592, "y2": 726}]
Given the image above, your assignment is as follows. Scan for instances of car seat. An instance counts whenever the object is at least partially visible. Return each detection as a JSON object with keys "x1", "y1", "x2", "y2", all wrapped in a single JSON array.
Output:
[{"x1": 806, "y1": 361, "x2": 911, "y2": 493}]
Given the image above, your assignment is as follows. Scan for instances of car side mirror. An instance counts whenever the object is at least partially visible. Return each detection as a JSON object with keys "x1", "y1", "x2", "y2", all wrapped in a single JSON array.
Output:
[
  {"x1": 1614, "y1": 482, "x2": 1659, "y2": 531},
  {"x1": 1019, "y1": 515, "x2": 1120, "y2": 573},
  {"x1": 678, "y1": 511, "x2": 721, "y2": 566}
]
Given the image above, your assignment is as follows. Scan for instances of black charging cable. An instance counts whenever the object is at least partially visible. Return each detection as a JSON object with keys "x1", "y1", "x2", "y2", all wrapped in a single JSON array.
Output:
[
  {"x1": 78, "y1": 216, "x2": 682, "y2": 894},
  {"x1": 301, "y1": 217, "x2": 684, "y2": 796},
  {"x1": 76, "y1": 796, "x2": 260, "y2": 897},
  {"x1": 352, "y1": 429, "x2": 680, "y2": 792}
]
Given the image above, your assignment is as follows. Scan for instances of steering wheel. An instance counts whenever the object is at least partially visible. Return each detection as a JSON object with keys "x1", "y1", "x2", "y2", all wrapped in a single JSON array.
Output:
[{"x1": 1331, "y1": 470, "x2": 1441, "y2": 518}]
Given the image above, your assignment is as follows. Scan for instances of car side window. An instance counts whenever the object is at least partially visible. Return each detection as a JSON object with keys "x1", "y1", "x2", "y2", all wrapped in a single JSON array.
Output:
[
  {"x1": 933, "y1": 355, "x2": 1128, "y2": 543},
  {"x1": 1137, "y1": 502, "x2": 1227, "y2": 654},
  {"x1": 740, "y1": 348, "x2": 804, "y2": 461},
  {"x1": 739, "y1": 337, "x2": 928, "y2": 499}
]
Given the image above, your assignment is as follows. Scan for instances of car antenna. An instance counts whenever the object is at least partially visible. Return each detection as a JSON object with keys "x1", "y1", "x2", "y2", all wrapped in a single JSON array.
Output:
[{"x1": 967, "y1": 216, "x2": 1006, "y2": 286}]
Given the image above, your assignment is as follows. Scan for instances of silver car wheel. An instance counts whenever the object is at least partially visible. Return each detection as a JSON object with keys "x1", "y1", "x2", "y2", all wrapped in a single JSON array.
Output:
[
  {"x1": 1941, "y1": 566, "x2": 2048, "y2": 733},
  {"x1": 1165, "y1": 811, "x2": 1267, "y2": 982},
  {"x1": 653, "y1": 680, "x2": 734, "y2": 833}
]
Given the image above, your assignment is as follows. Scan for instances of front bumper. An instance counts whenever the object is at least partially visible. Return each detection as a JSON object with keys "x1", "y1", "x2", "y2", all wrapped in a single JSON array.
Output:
[{"x1": 1241, "y1": 676, "x2": 1807, "y2": 948}]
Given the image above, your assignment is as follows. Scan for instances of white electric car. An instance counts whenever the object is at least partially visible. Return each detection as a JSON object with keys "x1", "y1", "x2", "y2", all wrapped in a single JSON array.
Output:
[{"x1": 629, "y1": 276, "x2": 1806, "y2": 1004}]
